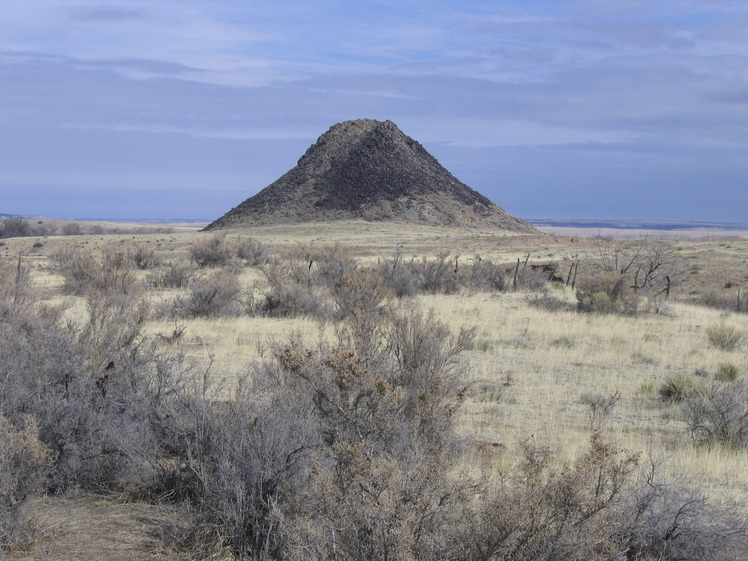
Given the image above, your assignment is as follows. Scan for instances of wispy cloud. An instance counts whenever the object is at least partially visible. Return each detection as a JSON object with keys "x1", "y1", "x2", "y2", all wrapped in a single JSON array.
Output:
[
  {"x1": 61, "y1": 122, "x2": 320, "y2": 142},
  {"x1": 1, "y1": 1, "x2": 747, "y2": 220},
  {"x1": 67, "y1": 6, "x2": 144, "y2": 23}
]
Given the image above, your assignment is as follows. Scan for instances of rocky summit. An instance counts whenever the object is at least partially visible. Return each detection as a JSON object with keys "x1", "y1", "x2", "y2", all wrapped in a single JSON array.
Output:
[{"x1": 205, "y1": 118, "x2": 536, "y2": 232}]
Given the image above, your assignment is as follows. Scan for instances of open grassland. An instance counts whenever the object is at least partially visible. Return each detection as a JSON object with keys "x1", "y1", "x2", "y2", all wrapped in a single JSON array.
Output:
[
  {"x1": 426, "y1": 293, "x2": 748, "y2": 499},
  {"x1": 1, "y1": 220, "x2": 747, "y2": 560}
]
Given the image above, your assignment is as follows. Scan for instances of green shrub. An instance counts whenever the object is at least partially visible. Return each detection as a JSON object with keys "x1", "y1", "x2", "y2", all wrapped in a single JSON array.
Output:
[
  {"x1": 377, "y1": 252, "x2": 510, "y2": 296},
  {"x1": 659, "y1": 375, "x2": 699, "y2": 402},
  {"x1": 706, "y1": 322, "x2": 744, "y2": 351},
  {"x1": 716, "y1": 363, "x2": 741, "y2": 382},
  {"x1": 640, "y1": 381, "x2": 656, "y2": 395},
  {"x1": 460, "y1": 434, "x2": 745, "y2": 561},
  {"x1": 0, "y1": 218, "x2": 56, "y2": 238}
]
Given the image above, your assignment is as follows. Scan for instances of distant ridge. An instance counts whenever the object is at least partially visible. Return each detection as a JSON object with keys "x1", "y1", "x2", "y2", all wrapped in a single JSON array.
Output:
[
  {"x1": 205, "y1": 119, "x2": 536, "y2": 232},
  {"x1": 528, "y1": 219, "x2": 748, "y2": 231}
]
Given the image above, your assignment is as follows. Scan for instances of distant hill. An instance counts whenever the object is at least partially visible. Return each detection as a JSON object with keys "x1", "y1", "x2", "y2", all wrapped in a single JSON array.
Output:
[
  {"x1": 205, "y1": 119, "x2": 536, "y2": 233},
  {"x1": 527, "y1": 219, "x2": 748, "y2": 231}
]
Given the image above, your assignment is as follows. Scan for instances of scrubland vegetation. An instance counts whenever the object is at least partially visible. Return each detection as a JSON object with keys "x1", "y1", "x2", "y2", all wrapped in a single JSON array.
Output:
[{"x1": 0, "y1": 222, "x2": 747, "y2": 560}]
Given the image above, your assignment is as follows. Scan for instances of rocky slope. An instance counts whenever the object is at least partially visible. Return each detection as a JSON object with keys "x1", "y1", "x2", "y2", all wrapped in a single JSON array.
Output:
[{"x1": 205, "y1": 119, "x2": 536, "y2": 232}]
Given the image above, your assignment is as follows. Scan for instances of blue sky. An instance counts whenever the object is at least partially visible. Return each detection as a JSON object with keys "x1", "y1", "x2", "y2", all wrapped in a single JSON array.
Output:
[{"x1": 1, "y1": 1, "x2": 747, "y2": 221}]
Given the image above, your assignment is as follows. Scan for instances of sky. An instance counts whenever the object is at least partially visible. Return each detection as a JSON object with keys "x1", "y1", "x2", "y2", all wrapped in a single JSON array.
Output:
[{"x1": 1, "y1": 1, "x2": 747, "y2": 222}]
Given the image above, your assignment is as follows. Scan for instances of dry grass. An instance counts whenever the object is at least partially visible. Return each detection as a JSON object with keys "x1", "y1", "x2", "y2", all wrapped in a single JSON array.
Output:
[
  {"x1": 420, "y1": 291, "x2": 747, "y2": 503},
  {"x1": 3, "y1": 219, "x2": 748, "y2": 554},
  {"x1": 6, "y1": 493, "x2": 196, "y2": 561}
]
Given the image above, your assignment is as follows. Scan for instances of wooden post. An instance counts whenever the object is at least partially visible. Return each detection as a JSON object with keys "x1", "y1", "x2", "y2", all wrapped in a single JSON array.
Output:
[
  {"x1": 513, "y1": 258, "x2": 520, "y2": 290},
  {"x1": 565, "y1": 261, "x2": 574, "y2": 286},
  {"x1": 13, "y1": 251, "x2": 22, "y2": 306}
]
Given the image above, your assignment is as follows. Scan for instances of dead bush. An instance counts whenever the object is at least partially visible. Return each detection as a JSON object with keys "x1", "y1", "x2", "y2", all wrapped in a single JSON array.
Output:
[
  {"x1": 376, "y1": 248, "x2": 419, "y2": 298},
  {"x1": 0, "y1": 416, "x2": 52, "y2": 552},
  {"x1": 462, "y1": 255, "x2": 507, "y2": 292},
  {"x1": 330, "y1": 267, "x2": 391, "y2": 320},
  {"x1": 576, "y1": 271, "x2": 640, "y2": 314},
  {"x1": 576, "y1": 238, "x2": 680, "y2": 313},
  {"x1": 174, "y1": 270, "x2": 243, "y2": 318},
  {"x1": 0, "y1": 218, "x2": 31, "y2": 239},
  {"x1": 51, "y1": 249, "x2": 142, "y2": 297},
  {"x1": 460, "y1": 436, "x2": 746, "y2": 561},
  {"x1": 700, "y1": 290, "x2": 746, "y2": 313},
  {"x1": 61, "y1": 222, "x2": 82, "y2": 236},
  {"x1": 233, "y1": 237, "x2": 271, "y2": 266},
  {"x1": 190, "y1": 233, "x2": 234, "y2": 268},
  {"x1": 0, "y1": 280, "x2": 189, "y2": 494},
  {"x1": 271, "y1": 310, "x2": 474, "y2": 561},
  {"x1": 414, "y1": 251, "x2": 460, "y2": 294},
  {"x1": 148, "y1": 260, "x2": 196, "y2": 289},
  {"x1": 684, "y1": 379, "x2": 748, "y2": 448},
  {"x1": 161, "y1": 367, "x2": 320, "y2": 559},
  {"x1": 594, "y1": 238, "x2": 677, "y2": 292},
  {"x1": 259, "y1": 260, "x2": 330, "y2": 318},
  {"x1": 0, "y1": 255, "x2": 32, "y2": 309},
  {"x1": 128, "y1": 245, "x2": 160, "y2": 269},
  {"x1": 526, "y1": 291, "x2": 573, "y2": 312}
]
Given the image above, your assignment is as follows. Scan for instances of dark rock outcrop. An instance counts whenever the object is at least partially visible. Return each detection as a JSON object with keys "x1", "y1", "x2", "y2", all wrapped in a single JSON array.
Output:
[{"x1": 205, "y1": 119, "x2": 536, "y2": 232}]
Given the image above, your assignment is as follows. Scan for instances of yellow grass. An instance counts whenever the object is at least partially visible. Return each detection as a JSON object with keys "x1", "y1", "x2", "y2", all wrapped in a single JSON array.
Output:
[
  {"x1": 5, "y1": 220, "x2": 748, "y2": 511},
  {"x1": 418, "y1": 290, "x2": 747, "y2": 504}
]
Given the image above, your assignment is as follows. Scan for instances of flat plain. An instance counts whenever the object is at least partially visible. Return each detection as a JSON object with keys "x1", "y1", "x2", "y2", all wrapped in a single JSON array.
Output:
[{"x1": 2, "y1": 219, "x2": 747, "y2": 559}]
